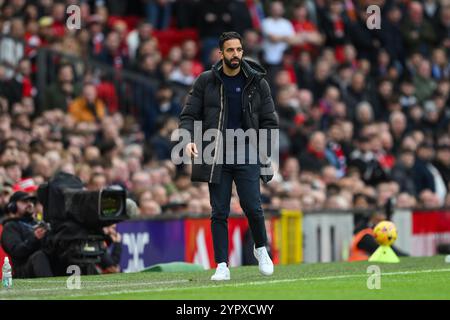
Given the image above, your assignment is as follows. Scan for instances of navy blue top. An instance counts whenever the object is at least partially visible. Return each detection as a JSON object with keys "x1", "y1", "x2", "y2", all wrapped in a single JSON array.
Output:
[{"x1": 221, "y1": 70, "x2": 246, "y2": 130}]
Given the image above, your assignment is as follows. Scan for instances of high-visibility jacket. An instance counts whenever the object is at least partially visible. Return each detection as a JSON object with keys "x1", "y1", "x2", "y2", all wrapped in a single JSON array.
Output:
[{"x1": 348, "y1": 228, "x2": 374, "y2": 262}]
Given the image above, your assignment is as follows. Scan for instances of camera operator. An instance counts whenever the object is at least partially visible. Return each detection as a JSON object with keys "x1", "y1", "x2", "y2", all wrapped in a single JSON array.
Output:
[
  {"x1": 98, "y1": 224, "x2": 122, "y2": 274},
  {"x1": 1, "y1": 191, "x2": 53, "y2": 278}
]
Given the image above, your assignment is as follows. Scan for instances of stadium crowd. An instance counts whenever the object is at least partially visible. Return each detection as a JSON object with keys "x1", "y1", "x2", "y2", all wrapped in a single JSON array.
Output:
[{"x1": 0, "y1": 0, "x2": 449, "y2": 222}]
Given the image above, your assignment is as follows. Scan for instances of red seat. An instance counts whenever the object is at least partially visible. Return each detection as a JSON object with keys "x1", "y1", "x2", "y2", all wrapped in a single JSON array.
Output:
[{"x1": 152, "y1": 28, "x2": 199, "y2": 57}]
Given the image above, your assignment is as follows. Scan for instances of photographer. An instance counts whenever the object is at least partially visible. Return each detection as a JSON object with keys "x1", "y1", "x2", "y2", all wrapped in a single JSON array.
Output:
[{"x1": 1, "y1": 191, "x2": 53, "y2": 278}]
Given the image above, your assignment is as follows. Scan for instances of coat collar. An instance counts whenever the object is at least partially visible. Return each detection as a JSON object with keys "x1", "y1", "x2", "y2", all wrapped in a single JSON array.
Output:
[{"x1": 212, "y1": 58, "x2": 266, "y2": 81}]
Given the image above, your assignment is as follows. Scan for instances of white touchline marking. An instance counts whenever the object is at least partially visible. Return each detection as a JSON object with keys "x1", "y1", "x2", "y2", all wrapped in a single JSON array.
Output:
[
  {"x1": 7, "y1": 268, "x2": 450, "y2": 300},
  {"x1": 0, "y1": 279, "x2": 189, "y2": 294}
]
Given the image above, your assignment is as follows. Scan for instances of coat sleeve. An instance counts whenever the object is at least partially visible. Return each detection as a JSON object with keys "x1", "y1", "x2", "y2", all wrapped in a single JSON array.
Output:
[
  {"x1": 258, "y1": 79, "x2": 279, "y2": 130},
  {"x1": 1, "y1": 223, "x2": 40, "y2": 260},
  {"x1": 258, "y1": 79, "x2": 279, "y2": 175},
  {"x1": 178, "y1": 73, "x2": 207, "y2": 141}
]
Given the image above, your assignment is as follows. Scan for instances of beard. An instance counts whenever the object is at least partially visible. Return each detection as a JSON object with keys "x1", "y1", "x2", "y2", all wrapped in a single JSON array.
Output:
[{"x1": 223, "y1": 56, "x2": 241, "y2": 69}]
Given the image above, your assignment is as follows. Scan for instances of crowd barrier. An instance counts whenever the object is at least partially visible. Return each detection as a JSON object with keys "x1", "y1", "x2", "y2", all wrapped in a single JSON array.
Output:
[{"x1": 116, "y1": 208, "x2": 450, "y2": 272}]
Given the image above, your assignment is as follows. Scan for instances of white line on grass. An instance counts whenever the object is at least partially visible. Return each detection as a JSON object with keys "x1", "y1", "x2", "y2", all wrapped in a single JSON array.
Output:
[
  {"x1": 0, "y1": 279, "x2": 189, "y2": 295},
  {"x1": 9, "y1": 268, "x2": 450, "y2": 299}
]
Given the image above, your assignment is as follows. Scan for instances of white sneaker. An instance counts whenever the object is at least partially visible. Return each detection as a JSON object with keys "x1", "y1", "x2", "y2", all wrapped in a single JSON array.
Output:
[
  {"x1": 211, "y1": 262, "x2": 230, "y2": 281},
  {"x1": 254, "y1": 246, "x2": 274, "y2": 276}
]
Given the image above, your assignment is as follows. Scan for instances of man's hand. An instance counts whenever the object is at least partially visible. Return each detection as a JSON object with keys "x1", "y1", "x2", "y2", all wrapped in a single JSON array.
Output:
[
  {"x1": 34, "y1": 227, "x2": 47, "y2": 240},
  {"x1": 185, "y1": 142, "x2": 199, "y2": 158},
  {"x1": 111, "y1": 231, "x2": 122, "y2": 243}
]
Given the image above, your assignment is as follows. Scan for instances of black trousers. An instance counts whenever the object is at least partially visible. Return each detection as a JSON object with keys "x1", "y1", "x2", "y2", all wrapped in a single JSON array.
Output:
[
  {"x1": 15, "y1": 250, "x2": 53, "y2": 278},
  {"x1": 208, "y1": 163, "x2": 267, "y2": 264}
]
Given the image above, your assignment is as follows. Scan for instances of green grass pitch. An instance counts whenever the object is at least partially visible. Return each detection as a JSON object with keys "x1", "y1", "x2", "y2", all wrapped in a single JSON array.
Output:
[{"x1": 2, "y1": 256, "x2": 450, "y2": 300}]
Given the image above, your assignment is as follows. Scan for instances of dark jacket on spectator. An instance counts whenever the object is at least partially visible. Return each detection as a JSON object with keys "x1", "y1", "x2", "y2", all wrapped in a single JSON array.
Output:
[
  {"x1": 179, "y1": 58, "x2": 279, "y2": 184},
  {"x1": 391, "y1": 162, "x2": 417, "y2": 195},
  {"x1": 400, "y1": 19, "x2": 437, "y2": 55},
  {"x1": 195, "y1": 0, "x2": 232, "y2": 38},
  {"x1": 433, "y1": 159, "x2": 450, "y2": 187},
  {"x1": 379, "y1": 16, "x2": 405, "y2": 64},
  {"x1": 348, "y1": 18, "x2": 380, "y2": 64},
  {"x1": 348, "y1": 150, "x2": 388, "y2": 185},
  {"x1": 1, "y1": 215, "x2": 44, "y2": 277},
  {"x1": 44, "y1": 81, "x2": 82, "y2": 112},
  {"x1": 412, "y1": 158, "x2": 435, "y2": 194},
  {"x1": 298, "y1": 146, "x2": 330, "y2": 174}
]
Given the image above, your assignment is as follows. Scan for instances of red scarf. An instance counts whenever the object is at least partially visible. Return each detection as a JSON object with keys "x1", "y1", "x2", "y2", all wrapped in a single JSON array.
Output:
[
  {"x1": 307, "y1": 144, "x2": 325, "y2": 159},
  {"x1": 22, "y1": 76, "x2": 32, "y2": 97}
]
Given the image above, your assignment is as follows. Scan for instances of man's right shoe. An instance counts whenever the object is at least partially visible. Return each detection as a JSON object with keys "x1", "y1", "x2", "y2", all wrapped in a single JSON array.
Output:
[{"x1": 211, "y1": 262, "x2": 230, "y2": 281}]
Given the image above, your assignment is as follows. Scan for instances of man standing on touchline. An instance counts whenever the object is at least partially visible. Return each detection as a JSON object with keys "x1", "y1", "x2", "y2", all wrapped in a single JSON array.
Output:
[{"x1": 179, "y1": 31, "x2": 279, "y2": 280}]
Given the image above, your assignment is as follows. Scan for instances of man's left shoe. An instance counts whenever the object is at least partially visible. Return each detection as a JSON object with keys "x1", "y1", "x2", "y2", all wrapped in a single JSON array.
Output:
[{"x1": 254, "y1": 246, "x2": 274, "y2": 276}]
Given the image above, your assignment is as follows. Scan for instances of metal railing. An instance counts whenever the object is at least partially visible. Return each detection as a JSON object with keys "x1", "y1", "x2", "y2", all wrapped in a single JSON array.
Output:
[{"x1": 0, "y1": 35, "x2": 189, "y2": 136}]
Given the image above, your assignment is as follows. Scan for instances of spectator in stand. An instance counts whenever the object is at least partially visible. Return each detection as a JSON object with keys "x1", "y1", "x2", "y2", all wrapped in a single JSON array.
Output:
[
  {"x1": 433, "y1": 143, "x2": 450, "y2": 188},
  {"x1": 389, "y1": 110, "x2": 408, "y2": 153},
  {"x1": 379, "y1": 4, "x2": 405, "y2": 67},
  {"x1": 418, "y1": 189, "x2": 441, "y2": 208},
  {"x1": 159, "y1": 82, "x2": 182, "y2": 113},
  {"x1": 169, "y1": 60, "x2": 195, "y2": 86},
  {"x1": 326, "y1": 123, "x2": 348, "y2": 178},
  {"x1": 146, "y1": 0, "x2": 173, "y2": 30},
  {"x1": 294, "y1": 51, "x2": 315, "y2": 90},
  {"x1": 311, "y1": 58, "x2": 334, "y2": 100},
  {"x1": 414, "y1": 59, "x2": 437, "y2": 104},
  {"x1": 229, "y1": 0, "x2": 254, "y2": 35},
  {"x1": 0, "y1": 184, "x2": 13, "y2": 219},
  {"x1": 3, "y1": 161, "x2": 22, "y2": 186},
  {"x1": 422, "y1": 95, "x2": 450, "y2": 138},
  {"x1": 437, "y1": 4, "x2": 450, "y2": 51},
  {"x1": 431, "y1": 47, "x2": 450, "y2": 80},
  {"x1": 127, "y1": 21, "x2": 154, "y2": 62},
  {"x1": 186, "y1": 198, "x2": 203, "y2": 215},
  {"x1": 181, "y1": 39, "x2": 204, "y2": 77},
  {"x1": 413, "y1": 142, "x2": 447, "y2": 204},
  {"x1": 148, "y1": 115, "x2": 178, "y2": 160},
  {"x1": 87, "y1": 172, "x2": 108, "y2": 191},
  {"x1": 343, "y1": 71, "x2": 371, "y2": 121},
  {"x1": 317, "y1": 0, "x2": 350, "y2": 64},
  {"x1": 68, "y1": 82, "x2": 106, "y2": 123},
  {"x1": 94, "y1": 30, "x2": 129, "y2": 70},
  {"x1": 348, "y1": 135, "x2": 388, "y2": 185},
  {"x1": 5, "y1": 58, "x2": 34, "y2": 106},
  {"x1": 196, "y1": 0, "x2": 233, "y2": 66},
  {"x1": 298, "y1": 131, "x2": 330, "y2": 174},
  {"x1": 391, "y1": 148, "x2": 417, "y2": 195},
  {"x1": 354, "y1": 101, "x2": 375, "y2": 134},
  {"x1": 290, "y1": 2, "x2": 323, "y2": 59},
  {"x1": 139, "y1": 199, "x2": 162, "y2": 217},
  {"x1": 261, "y1": 1, "x2": 295, "y2": 76},
  {"x1": 242, "y1": 30, "x2": 262, "y2": 63},
  {"x1": 401, "y1": 1, "x2": 437, "y2": 56},
  {"x1": 138, "y1": 53, "x2": 161, "y2": 79},
  {"x1": 87, "y1": 14, "x2": 106, "y2": 56},
  {"x1": 44, "y1": 63, "x2": 82, "y2": 112},
  {"x1": 348, "y1": 5, "x2": 381, "y2": 65}
]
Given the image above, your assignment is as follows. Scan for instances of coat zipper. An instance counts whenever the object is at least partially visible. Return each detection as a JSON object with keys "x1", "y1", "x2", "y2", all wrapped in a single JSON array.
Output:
[{"x1": 209, "y1": 84, "x2": 224, "y2": 183}]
